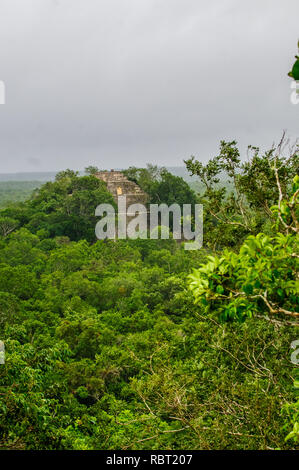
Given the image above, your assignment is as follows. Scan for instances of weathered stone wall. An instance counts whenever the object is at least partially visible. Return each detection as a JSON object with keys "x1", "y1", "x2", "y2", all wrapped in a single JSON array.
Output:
[{"x1": 95, "y1": 170, "x2": 148, "y2": 209}]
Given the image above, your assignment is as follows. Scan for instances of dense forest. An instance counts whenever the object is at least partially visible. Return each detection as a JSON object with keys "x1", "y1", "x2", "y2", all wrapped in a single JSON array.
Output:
[
  {"x1": 0, "y1": 137, "x2": 298, "y2": 450},
  {"x1": 0, "y1": 181, "x2": 42, "y2": 209}
]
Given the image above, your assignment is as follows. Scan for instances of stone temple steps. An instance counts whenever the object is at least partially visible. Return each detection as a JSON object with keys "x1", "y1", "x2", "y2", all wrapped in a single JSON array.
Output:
[{"x1": 95, "y1": 170, "x2": 149, "y2": 208}]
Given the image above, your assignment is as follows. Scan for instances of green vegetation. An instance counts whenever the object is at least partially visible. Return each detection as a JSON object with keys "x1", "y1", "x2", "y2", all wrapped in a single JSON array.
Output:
[
  {"x1": 0, "y1": 139, "x2": 298, "y2": 450},
  {"x1": 0, "y1": 181, "x2": 42, "y2": 208},
  {"x1": 123, "y1": 164, "x2": 197, "y2": 208},
  {"x1": 288, "y1": 40, "x2": 299, "y2": 80}
]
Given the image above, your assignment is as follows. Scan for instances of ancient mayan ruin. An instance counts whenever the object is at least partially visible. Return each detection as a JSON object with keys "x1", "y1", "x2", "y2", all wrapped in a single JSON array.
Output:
[{"x1": 95, "y1": 170, "x2": 149, "y2": 210}]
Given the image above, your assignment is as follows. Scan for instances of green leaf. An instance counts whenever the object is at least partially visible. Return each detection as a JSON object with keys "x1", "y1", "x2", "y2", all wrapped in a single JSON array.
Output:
[
  {"x1": 243, "y1": 284, "x2": 253, "y2": 295},
  {"x1": 216, "y1": 285, "x2": 224, "y2": 295}
]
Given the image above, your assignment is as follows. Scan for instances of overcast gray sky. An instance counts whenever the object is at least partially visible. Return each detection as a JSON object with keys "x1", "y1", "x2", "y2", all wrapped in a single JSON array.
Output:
[{"x1": 0, "y1": 0, "x2": 298, "y2": 173}]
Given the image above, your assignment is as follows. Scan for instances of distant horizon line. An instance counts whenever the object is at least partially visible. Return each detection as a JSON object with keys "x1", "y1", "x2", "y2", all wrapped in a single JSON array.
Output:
[
  {"x1": 0, "y1": 166, "x2": 195, "y2": 183},
  {"x1": 0, "y1": 165, "x2": 188, "y2": 176}
]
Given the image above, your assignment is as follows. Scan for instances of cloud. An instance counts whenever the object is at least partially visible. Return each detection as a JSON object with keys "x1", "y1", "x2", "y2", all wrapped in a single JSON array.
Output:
[{"x1": 0, "y1": 0, "x2": 298, "y2": 172}]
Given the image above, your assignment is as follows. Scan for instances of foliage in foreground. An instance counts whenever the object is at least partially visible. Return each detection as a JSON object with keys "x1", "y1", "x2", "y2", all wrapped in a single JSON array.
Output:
[
  {"x1": 188, "y1": 174, "x2": 299, "y2": 443},
  {"x1": 0, "y1": 146, "x2": 298, "y2": 449}
]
